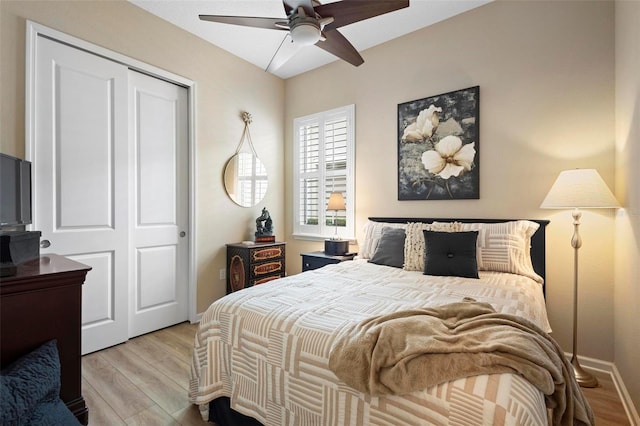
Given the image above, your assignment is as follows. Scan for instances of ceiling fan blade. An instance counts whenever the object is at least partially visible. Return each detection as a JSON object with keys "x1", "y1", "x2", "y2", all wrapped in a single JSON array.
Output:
[
  {"x1": 316, "y1": 29, "x2": 364, "y2": 67},
  {"x1": 314, "y1": 0, "x2": 409, "y2": 30},
  {"x1": 199, "y1": 15, "x2": 287, "y2": 31},
  {"x1": 266, "y1": 34, "x2": 304, "y2": 73},
  {"x1": 282, "y1": 0, "x2": 315, "y2": 17}
]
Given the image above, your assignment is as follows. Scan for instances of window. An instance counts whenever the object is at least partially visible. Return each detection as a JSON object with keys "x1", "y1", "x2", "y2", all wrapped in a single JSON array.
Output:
[{"x1": 293, "y1": 105, "x2": 355, "y2": 240}]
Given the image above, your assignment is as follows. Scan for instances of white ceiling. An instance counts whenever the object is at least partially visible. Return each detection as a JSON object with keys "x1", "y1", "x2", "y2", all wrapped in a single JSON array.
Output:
[{"x1": 130, "y1": 0, "x2": 491, "y2": 79}]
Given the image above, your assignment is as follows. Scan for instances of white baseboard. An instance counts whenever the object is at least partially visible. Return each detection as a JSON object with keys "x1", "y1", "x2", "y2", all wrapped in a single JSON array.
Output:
[
  {"x1": 570, "y1": 354, "x2": 640, "y2": 426},
  {"x1": 611, "y1": 364, "x2": 640, "y2": 426}
]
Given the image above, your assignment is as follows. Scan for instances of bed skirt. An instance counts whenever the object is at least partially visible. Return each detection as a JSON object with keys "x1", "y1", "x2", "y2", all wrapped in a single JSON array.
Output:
[{"x1": 208, "y1": 398, "x2": 263, "y2": 426}]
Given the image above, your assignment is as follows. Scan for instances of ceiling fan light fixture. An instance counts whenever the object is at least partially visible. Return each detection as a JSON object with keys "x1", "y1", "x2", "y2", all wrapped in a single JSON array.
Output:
[
  {"x1": 200, "y1": 0, "x2": 410, "y2": 72},
  {"x1": 291, "y1": 22, "x2": 321, "y2": 46}
]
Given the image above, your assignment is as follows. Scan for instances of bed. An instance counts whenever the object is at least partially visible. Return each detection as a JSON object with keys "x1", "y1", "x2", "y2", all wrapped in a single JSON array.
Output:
[{"x1": 189, "y1": 218, "x2": 592, "y2": 425}]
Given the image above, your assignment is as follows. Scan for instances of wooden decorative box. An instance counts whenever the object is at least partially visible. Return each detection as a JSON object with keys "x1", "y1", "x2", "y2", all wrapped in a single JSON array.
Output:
[{"x1": 226, "y1": 242, "x2": 286, "y2": 293}]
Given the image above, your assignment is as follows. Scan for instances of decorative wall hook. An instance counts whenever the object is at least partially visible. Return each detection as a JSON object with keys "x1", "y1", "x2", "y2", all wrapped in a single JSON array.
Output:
[{"x1": 235, "y1": 111, "x2": 257, "y2": 157}]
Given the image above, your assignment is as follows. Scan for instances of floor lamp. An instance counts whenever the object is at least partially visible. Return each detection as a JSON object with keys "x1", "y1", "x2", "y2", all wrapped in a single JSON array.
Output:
[{"x1": 540, "y1": 169, "x2": 620, "y2": 387}]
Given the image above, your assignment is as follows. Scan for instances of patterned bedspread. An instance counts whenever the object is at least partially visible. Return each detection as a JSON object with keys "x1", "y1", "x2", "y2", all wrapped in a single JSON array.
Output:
[{"x1": 189, "y1": 260, "x2": 551, "y2": 425}]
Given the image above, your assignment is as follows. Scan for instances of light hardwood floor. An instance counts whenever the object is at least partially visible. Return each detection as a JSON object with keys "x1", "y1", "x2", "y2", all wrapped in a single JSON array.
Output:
[
  {"x1": 82, "y1": 322, "x2": 632, "y2": 425},
  {"x1": 82, "y1": 322, "x2": 208, "y2": 425},
  {"x1": 581, "y1": 370, "x2": 632, "y2": 426}
]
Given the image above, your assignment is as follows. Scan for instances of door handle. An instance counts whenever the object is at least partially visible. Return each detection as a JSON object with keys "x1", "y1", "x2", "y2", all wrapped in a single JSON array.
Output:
[
  {"x1": 179, "y1": 231, "x2": 186, "y2": 238},
  {"x1": 40, "y1": 239, "x2": 51, "y2": 248}
]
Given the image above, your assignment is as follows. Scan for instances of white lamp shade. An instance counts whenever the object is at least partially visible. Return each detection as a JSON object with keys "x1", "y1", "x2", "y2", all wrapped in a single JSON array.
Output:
[
  {"x1": 540, "y1": 169, "x2": 620, "y2": 209},
  {"x1": 291, "y1": 22, "x2": 321, "y2": 46},
  {"x1": 327, "y1": 192, "x2": 346, "y2": 211}
]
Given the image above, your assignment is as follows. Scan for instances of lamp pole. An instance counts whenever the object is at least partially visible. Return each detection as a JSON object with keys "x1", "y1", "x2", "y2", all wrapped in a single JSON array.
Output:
[{"x1": 569, "y1": 208, "x2": 598, "y2": 387}]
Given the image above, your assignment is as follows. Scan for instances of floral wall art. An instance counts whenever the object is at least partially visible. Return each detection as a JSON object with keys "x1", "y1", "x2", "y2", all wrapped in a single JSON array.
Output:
[{"x1": 398, "y1": 86, "x2": 479, "y2": 200}]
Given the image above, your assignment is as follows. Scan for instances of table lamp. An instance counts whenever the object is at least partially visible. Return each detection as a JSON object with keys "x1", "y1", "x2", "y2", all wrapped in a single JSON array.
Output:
[{"x1": 325, "y1": 192, "x2": 348, "y2": 255}]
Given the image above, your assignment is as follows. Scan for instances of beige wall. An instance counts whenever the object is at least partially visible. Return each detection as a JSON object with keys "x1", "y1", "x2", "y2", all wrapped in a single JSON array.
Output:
[
  {"x1": 284, "y1": 0, "x2": 617, "y2": 362},
  {"x1": 0, "y1": 0, "x2": 285, "y2": 313},
  {"x1": 615, "y1": 0, "x2": 640, "y2": 413}
]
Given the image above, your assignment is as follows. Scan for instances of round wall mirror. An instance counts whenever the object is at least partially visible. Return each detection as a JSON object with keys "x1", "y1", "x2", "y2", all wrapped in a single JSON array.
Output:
[{"x1": 224, "y1": 152, "x2": 268, "y2": 207}]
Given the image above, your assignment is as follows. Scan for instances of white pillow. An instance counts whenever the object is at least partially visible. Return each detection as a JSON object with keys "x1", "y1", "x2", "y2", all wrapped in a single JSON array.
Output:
[
  {"x1": 459, "y1": 220, "x2": 542, "y2": 283},
  {"x1": 403, "y1": 222, "x2": 461, "y2": 271},
  {"x1": 359, "y1": 220, "x2": 406, "y2": 259}
]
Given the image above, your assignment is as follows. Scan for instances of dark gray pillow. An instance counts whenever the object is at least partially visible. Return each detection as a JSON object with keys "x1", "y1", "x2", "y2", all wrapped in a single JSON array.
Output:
[
  {"x1": 0, "y1": 340, "x2": 82, "y2": 426},
  {"x1": 423, "y1": 231, "x2": 479, "y2": 278},
  {"x1": 369, "y1": 227, "x2": 406, "y2": 268}
]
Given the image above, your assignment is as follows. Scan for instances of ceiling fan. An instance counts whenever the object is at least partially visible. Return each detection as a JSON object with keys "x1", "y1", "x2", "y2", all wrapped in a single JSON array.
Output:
[{"x1": 199, "y1": 0, "x2": 410, "y2": 73}]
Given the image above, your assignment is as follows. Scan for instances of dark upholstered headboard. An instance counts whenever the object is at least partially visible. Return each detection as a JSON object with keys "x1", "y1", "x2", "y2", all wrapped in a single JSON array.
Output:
[{"x1": 368, "y1": 217, "x2": 550, "y2": 292}]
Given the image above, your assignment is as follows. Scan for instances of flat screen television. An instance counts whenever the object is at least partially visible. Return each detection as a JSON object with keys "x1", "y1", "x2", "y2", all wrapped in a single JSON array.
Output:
[{"x1": 0, "y1": 153, "x2": 33, "y2": 228}]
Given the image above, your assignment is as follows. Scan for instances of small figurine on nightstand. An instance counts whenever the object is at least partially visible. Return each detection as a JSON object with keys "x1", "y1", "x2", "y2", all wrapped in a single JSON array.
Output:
[{"x1": 255, "y1": 207, "x2": 275, "y2": 243}]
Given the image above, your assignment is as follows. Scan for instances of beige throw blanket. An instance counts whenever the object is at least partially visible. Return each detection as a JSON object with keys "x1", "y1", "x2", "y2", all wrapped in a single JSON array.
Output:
[{"x1": 329, "y1": 301, "x2": 593, "y2": 426}]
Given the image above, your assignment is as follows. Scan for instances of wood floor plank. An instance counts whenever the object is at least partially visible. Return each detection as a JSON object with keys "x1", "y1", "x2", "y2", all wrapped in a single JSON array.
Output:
[
  {"x1": 148, "y1": 326, "x2": 194, "y2": 361},
  {"x1": 124, "y1": 405, "x2": 180, "y2": 426},
  {"x1": 100, "y1": 342, "x2": 191, "y2": 415},
  {"x1": 82, "y1": 352, "x2": 155, "y2": 420},
  {"x1": 125, "y1": 334, "x2": 192, "y2": 390},
  {"x1": 82, "y1": 377, "x2": 126, "y2": 426},
  {"x1": 580, "y1": 371, "x2": 631, "y2": 426},
  {"x1": 163, "y1": 321, "x2": 198, "y2": 345}
]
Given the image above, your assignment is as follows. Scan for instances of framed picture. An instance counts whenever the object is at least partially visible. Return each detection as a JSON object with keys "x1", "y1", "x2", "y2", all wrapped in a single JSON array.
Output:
[{"x1": 397, "y1": 86, "x2": 479, "y2": 200}]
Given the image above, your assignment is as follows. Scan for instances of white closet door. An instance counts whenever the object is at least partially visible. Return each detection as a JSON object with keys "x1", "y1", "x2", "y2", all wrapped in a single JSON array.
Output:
[
  {"x1": 128, "y1": 71, "x2": 188, "y2": 337},
  {"x1": 33, "y1": 37, "x2": 129, "y2": 354}
]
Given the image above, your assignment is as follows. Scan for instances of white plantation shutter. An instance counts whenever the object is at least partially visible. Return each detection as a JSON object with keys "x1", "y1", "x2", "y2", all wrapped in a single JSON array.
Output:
[
  {"x1": 294, "y1": 105, "x2": 354, "y2": 239},
  {"x1": 324, "y1": 117, "x2": 348, "y2": 228}
]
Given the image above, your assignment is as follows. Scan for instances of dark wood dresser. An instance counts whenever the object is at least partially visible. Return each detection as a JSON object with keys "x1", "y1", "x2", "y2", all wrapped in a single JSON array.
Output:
[
  {"x1": 226, "y1": 242, "x2": 286, "y2": 293},
  {"x1": 0, "y1": 254, "x2": 91, "y2": 425}
]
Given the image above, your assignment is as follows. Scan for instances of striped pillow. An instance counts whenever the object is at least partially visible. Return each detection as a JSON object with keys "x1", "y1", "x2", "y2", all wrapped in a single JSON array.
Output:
[
  {"x1": 459, "y1": 220, "x2": 542, "y2": 283},
  {"x1": 359, "y1": 220, "x2": 406, "y2": 259}
]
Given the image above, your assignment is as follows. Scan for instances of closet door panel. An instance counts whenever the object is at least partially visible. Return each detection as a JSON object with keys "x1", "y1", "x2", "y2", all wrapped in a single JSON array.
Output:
[
  {"x1": 129, "y1": 71, "x2": 189, "y2": 338},
  {"x1": 34, "y1": 36, "x2": 129, "y2": 354}
]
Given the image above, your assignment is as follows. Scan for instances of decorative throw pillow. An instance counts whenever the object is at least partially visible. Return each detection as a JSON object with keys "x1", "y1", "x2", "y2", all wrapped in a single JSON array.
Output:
[
  {"x1": 25, "y1": 399, "x2": 82, "y2": 426},
  {"x1": 359, "y1": 220, "x2": 406, "y2": 259},
  {"x1": 0, "y1": 340, "x2": 65, "y2": 425},
  {"x1": 459, "y1": 220, "x2": 542, "y2": 283},
  {"x1": 423, "y1": 231, "x2": 479, "y2": 278},
  {"x1": 403, "y1": 222, "x2": 460, "y2": 271},
  {"x1": 369, "y1": 227, "x2": 406, "y2": 268}
]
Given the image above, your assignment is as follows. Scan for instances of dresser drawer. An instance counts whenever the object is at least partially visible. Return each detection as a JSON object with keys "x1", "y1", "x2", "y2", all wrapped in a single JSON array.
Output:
[
  {"x1": 251, "y1": 246, "x2": 284, "y2": 262},
  {"x1": 250, "y1": 273, "x2": 285, "y2": 286},
  {"x1": 251, "y1": 259, "x2": 284, "y2": 278}
]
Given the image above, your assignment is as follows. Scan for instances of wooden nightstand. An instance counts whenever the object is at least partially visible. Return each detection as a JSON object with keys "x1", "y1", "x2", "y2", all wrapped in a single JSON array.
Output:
[
  {"x1": 226, "y1": 242, "x2": 286, "y2": 293},
  {"x1": 301, "y1": 251, "x2": 356, "y2": 272}
]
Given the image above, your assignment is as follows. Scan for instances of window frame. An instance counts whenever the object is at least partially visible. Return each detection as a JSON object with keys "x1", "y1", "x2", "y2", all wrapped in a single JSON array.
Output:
[{"x1": 293, "y1": 104, "x2": 355, "y2": 241}]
